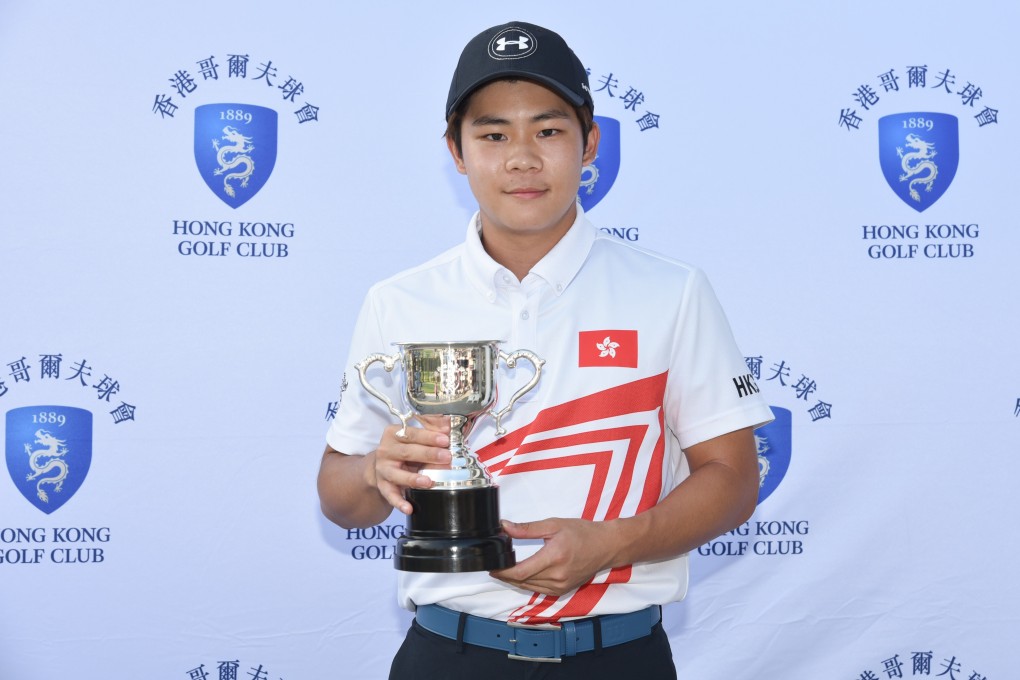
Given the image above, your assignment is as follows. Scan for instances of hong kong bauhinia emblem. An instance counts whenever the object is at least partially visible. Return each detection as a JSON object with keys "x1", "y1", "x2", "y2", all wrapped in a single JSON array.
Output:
[
  {"x1": 6, "y1": 406, "x2": 93, "y2": 514},
  {"x1": 194, "y1": 103, "x2": 278, "y2": 208}
]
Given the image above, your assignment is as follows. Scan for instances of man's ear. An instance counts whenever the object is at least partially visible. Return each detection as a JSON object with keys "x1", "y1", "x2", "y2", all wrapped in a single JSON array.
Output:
[
  {"x1": 447, "y1": 134, "x2": 467, "y2": 175},
  {"x1": 582, "y1": 119, "x2": 601, "y2": 166}
]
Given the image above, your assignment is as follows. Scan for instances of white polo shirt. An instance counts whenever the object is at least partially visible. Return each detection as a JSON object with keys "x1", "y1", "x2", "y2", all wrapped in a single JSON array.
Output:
[{"x1": 327, "y1": 207, "x2": 773, "y2": 624}]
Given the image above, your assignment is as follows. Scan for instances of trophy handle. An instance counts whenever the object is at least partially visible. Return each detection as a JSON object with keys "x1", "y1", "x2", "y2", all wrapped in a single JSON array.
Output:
[
  {"x1": 490, "y1": 349, "x2": 545, "y2": 436},
  {"x1": 355, "y1": 352, "x2": 414, "y2": 437}
]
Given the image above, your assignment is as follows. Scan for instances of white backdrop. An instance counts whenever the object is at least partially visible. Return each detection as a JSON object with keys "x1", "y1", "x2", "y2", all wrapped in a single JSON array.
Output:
[{"x1": 1, "y1": 2, "x2": 1018, "y2": 678}]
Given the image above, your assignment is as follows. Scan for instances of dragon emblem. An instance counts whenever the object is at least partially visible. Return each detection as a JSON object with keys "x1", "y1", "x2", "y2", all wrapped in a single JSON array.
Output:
[
  {"x1": 24, "y1": 429, "x2": 70, "y2": 503},
  {"x1": 755, "y1": 433, "x2": 770, "y2": 489},
  {"x1": 212, "y1": 126, "x2": 255, "y2": 198},
  {"x1": 897, "y1": 133, "x2": 938, "y2": 203},
  {"x1": 580, "y1": 154, "x2": 599, "y2": 195}
]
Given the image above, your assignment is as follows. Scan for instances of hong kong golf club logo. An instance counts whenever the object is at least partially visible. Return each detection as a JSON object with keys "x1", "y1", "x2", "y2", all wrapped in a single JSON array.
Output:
[
  {"x1": 6, "y1": 406, "x2": 93, "y2": 514},
  {"x1": 577, "y1": 116, "x2": 620, "y2": 212},
  {"x1": 194, "y1": 103, "x2": 278, "y2": 209},
  {"x1": 755, "y1": 407, "x2": 791, "y2": 504},
  {"x1": 878, "y1": 112, "x2": 959, "y2": 212}
]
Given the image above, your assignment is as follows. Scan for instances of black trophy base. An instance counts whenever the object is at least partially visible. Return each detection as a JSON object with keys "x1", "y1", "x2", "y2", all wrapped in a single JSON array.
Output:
[{"x1": 396, "y1": 485, "x2": 515, "y2": 573}]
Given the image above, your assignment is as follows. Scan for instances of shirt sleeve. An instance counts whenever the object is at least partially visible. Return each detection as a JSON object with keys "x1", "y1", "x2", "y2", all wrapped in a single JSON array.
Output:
[
  {"x1": 325, "y1": 290, "x2": 405, "y2": 455},
  {"x1": 665, "y1": 267, "x2": 774, "y2": 450}
]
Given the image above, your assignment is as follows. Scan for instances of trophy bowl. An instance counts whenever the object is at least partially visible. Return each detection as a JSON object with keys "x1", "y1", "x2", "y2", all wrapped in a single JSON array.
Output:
[{"x1": 356, "y1": 340, "x2": 543, "y2": 572}]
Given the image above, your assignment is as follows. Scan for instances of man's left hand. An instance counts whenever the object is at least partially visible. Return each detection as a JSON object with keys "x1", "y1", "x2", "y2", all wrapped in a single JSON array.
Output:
[{"x1": 489, "y1": 518, "x2": 616, "y2": 596}]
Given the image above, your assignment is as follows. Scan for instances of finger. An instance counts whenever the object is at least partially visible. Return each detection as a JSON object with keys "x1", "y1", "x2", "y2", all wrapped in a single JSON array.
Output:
[
  {"x1": 415, "y1": 414, "x2": 451, "y2": 433},
  {"x1": 490, "y1": 571, "x2": 561, "y2": 597},
  {"x1": 499, "y1": 520, "x2": 528, "y2": 538},
  {"x1": 500, "y1": 519, "x2": 556, "y2": 539},
  {"x1": 492, "y1": 562, "x2": 581, "y2": 598},
  {"x1": 376, "y1": 464, "x2": 434, "y2": 490},
  {"x1": 378, "y1": 430, "x2": 451, "y2": 467},
  {"x1": 385, "y1": 424, "x2": 450, "y2": 449},
  {"x1": 381, "y1": 442, "x2": 451, "y2": 467},
  {"x1": 490, "y1": 549, "x2": 550, "y2": 583},
  {"x1": 377, "y1": 479, "x2": 414, "y2": 515}
]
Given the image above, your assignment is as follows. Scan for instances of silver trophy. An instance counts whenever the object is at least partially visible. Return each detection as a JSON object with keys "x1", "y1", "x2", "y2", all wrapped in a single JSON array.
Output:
[{"x1": 356, "y1": 340, "x2": 544, "y2": 572}]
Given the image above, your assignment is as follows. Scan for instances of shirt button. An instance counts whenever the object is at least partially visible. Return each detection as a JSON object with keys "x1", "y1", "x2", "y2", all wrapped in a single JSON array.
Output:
[
  {"x1": 520, "y1": 311, "x2": 530, "y2": 320},
  {"x1": 556, "y1": 284, "x2": 563, "y2": 293}
]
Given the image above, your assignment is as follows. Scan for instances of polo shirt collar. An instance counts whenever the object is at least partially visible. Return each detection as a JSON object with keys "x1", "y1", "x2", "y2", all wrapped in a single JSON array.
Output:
[{"x1": 463, "y1": 204, "x2": 596, "y2": 301}]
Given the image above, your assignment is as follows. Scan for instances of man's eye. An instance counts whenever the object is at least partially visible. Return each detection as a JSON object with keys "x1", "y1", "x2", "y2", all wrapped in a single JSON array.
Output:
[
  {"x1": 538, "y1": 129, "x2": 559, "y2": 138},
  {"x1": 484, "y1": 133, "x2": 506, "y2": 141}
]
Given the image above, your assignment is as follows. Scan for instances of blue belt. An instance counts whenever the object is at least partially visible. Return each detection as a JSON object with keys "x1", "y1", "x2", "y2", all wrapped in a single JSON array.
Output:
[{"x1": 415, "y1": 603, "x2": 661, "y2": 663}]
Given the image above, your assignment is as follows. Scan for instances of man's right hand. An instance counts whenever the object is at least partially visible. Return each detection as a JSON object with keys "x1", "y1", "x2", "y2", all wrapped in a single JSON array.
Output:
[{"x1": 368, "y1": 416, "x2": 452, "y2": 514}]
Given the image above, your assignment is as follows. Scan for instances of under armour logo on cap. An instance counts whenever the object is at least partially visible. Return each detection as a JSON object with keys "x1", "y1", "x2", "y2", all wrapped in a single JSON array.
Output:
[
  {"x1": 495, "y1": 35, "x2": 528, "y2": 51},
  {"x1": 488, "y1": 27, "x2": 537, "y2": 59}
]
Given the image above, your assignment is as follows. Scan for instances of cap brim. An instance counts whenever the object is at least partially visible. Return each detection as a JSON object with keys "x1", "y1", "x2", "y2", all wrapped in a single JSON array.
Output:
[{"x1": 446, "y1": 71, "x2": 587, "y2": 119}]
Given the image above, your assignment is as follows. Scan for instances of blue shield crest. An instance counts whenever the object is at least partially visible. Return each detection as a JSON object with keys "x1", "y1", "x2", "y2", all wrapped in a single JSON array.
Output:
[
  {"x1": 754, "y1": 407, "x2": 791, "y2": 505},
  {"x1": 6, "y1": 406, "x2": 92, "y2": 514},
  {"x1": 878, "y1": 112, "x2": 958, "y2": 212},
  {"x1": 195, "y1": 103, "x2": 278, "y2": 209},
  {"x1": 577, "y1": 116, "x2": 620, "y2": 212}
]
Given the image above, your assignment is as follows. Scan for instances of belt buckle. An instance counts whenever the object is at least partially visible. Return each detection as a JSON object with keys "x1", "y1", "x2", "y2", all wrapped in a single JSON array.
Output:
[{"x1": 506, "y1": 619, "x2": 563, "y2": 663}]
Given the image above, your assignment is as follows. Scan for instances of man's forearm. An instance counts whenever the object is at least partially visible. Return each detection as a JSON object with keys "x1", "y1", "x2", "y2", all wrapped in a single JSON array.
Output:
[
  {"x1": 603, "y1": 428, "x2": 759, "y2": 569},
  {"x1": 317, "y1": 446, "x2": 393, "y2": 529}
]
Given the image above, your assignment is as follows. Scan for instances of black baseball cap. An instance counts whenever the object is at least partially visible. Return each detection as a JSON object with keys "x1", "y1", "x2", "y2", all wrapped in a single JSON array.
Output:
[{"x1": 445, "y1": 21, "x2": 594, "y2": 119}]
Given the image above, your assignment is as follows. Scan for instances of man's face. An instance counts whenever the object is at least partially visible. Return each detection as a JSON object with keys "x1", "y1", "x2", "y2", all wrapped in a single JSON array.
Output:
[{"x1": 448, "y1": 79, "x2": 599, "y2": 251}]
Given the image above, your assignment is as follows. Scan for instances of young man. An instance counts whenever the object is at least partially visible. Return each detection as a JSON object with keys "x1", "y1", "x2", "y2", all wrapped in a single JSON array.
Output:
[{"x1": 318, "y1": 21, "x2": 773, "y2": 678}]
